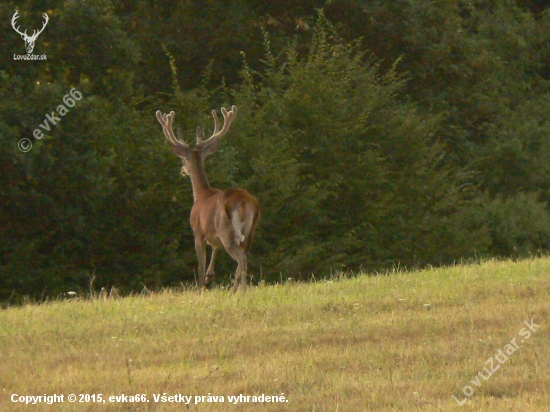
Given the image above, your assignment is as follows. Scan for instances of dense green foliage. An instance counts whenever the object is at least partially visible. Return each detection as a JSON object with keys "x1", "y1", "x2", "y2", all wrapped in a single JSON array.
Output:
[{"x1": 1, "y1": 0, "x2": 550, "y2": 302}]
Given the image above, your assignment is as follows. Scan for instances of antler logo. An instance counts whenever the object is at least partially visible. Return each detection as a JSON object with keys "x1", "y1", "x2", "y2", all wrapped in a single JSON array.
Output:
[{"x1": 11, "y1": 11, "x2": 49, "y2": 54}]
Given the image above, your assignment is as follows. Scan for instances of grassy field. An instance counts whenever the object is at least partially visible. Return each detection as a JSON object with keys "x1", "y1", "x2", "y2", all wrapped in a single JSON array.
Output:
[{"x1": 0, "y1": 258, "x2": 548, "y2": 411}]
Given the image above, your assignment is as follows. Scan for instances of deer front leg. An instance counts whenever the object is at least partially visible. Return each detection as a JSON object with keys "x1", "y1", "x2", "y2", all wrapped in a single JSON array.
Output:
[
  {"x1": 195, "y1": 238, "x2": 207, "y2": 290},
  {"x1": 205, "y1": 247, "x2": 218, "y2": 288}
]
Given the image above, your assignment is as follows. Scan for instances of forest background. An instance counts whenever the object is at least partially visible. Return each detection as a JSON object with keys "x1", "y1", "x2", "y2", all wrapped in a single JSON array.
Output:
[{"x1": 2, "y1": 0, "x2": 550, "y2": 303}]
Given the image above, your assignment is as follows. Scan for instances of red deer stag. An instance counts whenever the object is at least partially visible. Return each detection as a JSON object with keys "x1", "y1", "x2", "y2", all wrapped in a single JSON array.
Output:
[{"x1": 156, "y1": 106, "x2": 260, "y2": 293}]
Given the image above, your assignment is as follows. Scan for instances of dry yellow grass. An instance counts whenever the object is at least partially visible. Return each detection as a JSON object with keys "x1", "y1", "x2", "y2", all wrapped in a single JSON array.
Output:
[{"x1": 0, "y1": 258, "x2": 548, "y2": 411}]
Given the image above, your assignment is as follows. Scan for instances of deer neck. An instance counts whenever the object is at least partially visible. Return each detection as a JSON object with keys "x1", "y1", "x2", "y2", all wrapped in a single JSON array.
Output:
[{"x1": 188, "y1": 159, "x2": 212, "y2": 202}]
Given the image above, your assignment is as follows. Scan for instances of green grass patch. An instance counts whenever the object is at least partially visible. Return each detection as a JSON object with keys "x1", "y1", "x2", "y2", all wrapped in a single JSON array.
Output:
[{"x1": 1, "y1": 258, "x2": 549, "y2": 411}]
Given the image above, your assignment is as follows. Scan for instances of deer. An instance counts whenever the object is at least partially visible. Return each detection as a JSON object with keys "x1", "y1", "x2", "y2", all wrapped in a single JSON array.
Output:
[
  {"x1": 11, "y1": 11, "x2": 49, "y2": 54},
  {"x1": 156, "y1": 106, "x2": 260, "y2": 294}
]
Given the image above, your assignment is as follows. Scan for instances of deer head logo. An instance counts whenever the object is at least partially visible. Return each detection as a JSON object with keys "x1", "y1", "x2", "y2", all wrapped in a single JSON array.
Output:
[{"x1": 11, "y1": 11, "x2": 49, "y2": 54}]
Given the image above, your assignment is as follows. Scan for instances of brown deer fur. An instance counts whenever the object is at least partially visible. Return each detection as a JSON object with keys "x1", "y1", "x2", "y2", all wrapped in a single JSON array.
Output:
[{"x1": 156, "y1": 106, "x2": 260, "y2": 293}]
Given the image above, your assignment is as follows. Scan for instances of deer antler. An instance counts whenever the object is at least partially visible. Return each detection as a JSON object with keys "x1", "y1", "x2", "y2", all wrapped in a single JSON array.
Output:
[
  {"x1": 29, "y1": 13, "x2": 49, "y2": 41},
  {"x1": 155, "y1": 110, "x2": 190, "y2": 158},
  {"x1": 11, "y1": 11, "x2": 28, "y2": 38},
  {"x1": 11, "y1": 12, "x2": 48, "y2": 40},
  {"x1": 156, "y1": 105, "x2": 237, "y2": 157},
  {"x1": 196, "y1": 105, "x2": 238, "y2": 152}
]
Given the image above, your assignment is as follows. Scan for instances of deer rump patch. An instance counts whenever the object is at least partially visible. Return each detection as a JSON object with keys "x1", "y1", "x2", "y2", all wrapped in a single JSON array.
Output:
[{"x1": 223, "y1": 188, "x2": 257, "y2": 246}]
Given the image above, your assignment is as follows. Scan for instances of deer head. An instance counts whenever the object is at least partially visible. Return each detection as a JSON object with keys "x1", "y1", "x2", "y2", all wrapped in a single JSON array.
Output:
[
  {"x1": 11, "y1": 11, "x2": 49, "y2": 54},
  {"x1": 156, "y1": 106, "x2": 238, "y2": 182}
]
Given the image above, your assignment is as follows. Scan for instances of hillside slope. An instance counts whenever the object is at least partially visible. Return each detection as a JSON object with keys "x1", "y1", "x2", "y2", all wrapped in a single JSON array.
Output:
[{"x1": 1, "y1": 258, "x2": 548, "y2": 411}]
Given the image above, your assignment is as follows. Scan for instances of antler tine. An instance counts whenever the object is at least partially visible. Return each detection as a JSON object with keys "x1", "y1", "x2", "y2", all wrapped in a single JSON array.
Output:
[
  {"x1": 212, "y1": 109, "x2": 221, "y2": 135},
  {"x1": 155, "y1": 110, "x2": 174, "y2": 143},
  {"x1": 30, "y1": 13, "x2": 49, "y2": 39},
  {"x1": 156, "y1": 110, "x2": 175, "y2": 143},
  {"x1": 11, "y1": 11, "x2": 28, "y2": 37},
  {"x1": 155, "y1": 110, "x2": 190, "y2": 156},
  {"x1": 196, "y1": 105, "x2": 238, "y2": 150}
]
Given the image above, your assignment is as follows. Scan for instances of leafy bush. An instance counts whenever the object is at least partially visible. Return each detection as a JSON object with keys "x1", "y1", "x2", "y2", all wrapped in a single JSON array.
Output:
[
  {"x1": 224, "y1": 12, "x2": 488, "y2": 277},
  {"x1": 476, "y1": 193, "x2": 550, "y2": 256}
]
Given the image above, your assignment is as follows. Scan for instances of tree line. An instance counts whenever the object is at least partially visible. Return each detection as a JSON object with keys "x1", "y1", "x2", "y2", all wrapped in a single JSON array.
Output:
[{"x1": 1, "y1": 0, "x2": 550, "y2": 303}]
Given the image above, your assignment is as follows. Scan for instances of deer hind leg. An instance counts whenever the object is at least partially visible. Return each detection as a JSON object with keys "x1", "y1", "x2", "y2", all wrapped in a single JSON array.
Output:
[
  {"x1": 195, "y1": 238, "x2": 207, "y2": 290},
  {"x1": 224, "y1": 244, "x2": 247, "y2": 294},
  {"x1": 205, "y1": 247, "x2": 218, "y2": 288},
  {"x1": 220, "y1": 208, "x2": 250, "y2": 293}
]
